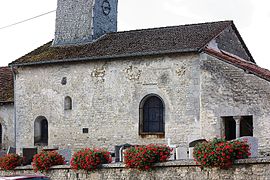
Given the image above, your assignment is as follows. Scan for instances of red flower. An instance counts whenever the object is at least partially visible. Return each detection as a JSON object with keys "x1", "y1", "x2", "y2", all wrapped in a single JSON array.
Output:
[
  {"x1": 124, "y1": 144, "x2": 171, "y2": 171},
  {"x1": 71, "y1": 148, "x2": 112, "y2": 172},
  {"x1": 193, "y1": 138, "x2": 250, "y2": 170},
  {"x1": 0, "y1": 154, "x2": 22, "y2": 170},
  {"x1": 32, "y1": 151, "x2": 65, "y2": 173}
]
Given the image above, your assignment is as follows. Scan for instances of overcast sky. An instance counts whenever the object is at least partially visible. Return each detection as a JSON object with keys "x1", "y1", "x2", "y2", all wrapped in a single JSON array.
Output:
[{"x1": 0, "y1": 0, "x2": 269, "y2": 69}]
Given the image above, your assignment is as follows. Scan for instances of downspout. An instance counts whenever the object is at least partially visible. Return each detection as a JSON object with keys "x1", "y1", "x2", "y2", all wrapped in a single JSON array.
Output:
[{"x1": 10, "y1": 65, "x2": 17, "y2": 150}]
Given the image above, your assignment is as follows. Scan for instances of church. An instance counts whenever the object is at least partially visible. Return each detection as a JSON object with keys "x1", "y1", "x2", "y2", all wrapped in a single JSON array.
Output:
[{"x1": 1, "y1": 0, "x2": 270, "y2": 154}]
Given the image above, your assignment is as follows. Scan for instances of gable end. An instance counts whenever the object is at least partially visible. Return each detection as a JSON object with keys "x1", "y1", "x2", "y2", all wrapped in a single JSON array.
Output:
[{"x1": 212, "y1": 24, "x2": 254, "y2": 63}]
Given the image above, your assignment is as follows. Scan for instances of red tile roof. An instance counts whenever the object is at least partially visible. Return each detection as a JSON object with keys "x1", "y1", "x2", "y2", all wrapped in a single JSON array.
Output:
[
  {"x1": 0, "y1": 67, "x2": 14, "y2": 103},
  {"x1": 203, "y1": 48, "x2": 270, "y2": 82}
]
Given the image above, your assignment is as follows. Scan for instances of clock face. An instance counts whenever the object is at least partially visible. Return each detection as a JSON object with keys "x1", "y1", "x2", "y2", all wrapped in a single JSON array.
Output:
[{"x1": 102, "y1": 0, "x2": 111, "y2": 16}]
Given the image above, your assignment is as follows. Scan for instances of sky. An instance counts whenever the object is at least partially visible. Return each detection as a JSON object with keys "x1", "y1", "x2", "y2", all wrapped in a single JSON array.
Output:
[{"x1": 0, "y1": 0, "x2": 269, "y2": 69}]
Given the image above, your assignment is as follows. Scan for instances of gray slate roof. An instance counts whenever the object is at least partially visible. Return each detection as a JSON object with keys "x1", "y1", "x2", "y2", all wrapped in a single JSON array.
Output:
[{"x1": 10, "y1": 21, "x2": 237, "y2": 66}]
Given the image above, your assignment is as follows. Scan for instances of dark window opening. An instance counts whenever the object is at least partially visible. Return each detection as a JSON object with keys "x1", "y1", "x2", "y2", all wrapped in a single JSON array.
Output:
[
  {"x1": 139, "y1": 95, "x2": 164, "y2": 135},
  {"x1": 61, "y1": 77, "x2": 67, "y2": 85},
  {"x1": 240, "y1": 116, "x2": 253, "y2": 137},
  {"x1": 83, "y1": 128, "x2": 89, "y2": 134},
  {"x1": 223, "y1": 115, "x2": 253, "y2": 141},
  {"x1": 64, "y1": 96, "x2": 72, "y2": 110},
  {"x1": 223, "y1": 116, "x2": 236, "y2": 141},
  {"x1": 34, "y1": 116, "x2": 48, "y2": 146}
]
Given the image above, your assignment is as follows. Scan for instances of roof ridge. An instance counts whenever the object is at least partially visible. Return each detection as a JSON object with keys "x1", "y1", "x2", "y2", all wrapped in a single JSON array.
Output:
[{"x1": 108, "y1": 20, "x2": 233, "y2": 35}]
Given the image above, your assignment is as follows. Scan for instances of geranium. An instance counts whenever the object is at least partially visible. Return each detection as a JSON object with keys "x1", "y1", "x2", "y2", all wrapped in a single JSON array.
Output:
[
  {"x1": 70, "y1": 148, "x2": 112, "y2": 172},
  {"x1": 193, "y1": 138, "x2": 250, "y2": 170},
  {"x1": 32, "y1": 150, "x2": 65, "y2": 173},
  {"x1": 0, "y1": 153, "x2": 22, "y2": 170},
  {"x1": 124, "y1": 144, "x2": 172, "y2": 171}
]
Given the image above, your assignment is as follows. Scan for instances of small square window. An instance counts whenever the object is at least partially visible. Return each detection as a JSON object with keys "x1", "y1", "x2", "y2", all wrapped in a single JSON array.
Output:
[
  {"x1": 61, "y1": 77, "x2": 67, "y2": 85},
  {"x1": 82, "y1": 128, "x2": 89, "y2": 134}
]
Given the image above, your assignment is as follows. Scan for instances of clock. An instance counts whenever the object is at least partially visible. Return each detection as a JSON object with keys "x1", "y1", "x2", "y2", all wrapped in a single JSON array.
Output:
[{"x1": 102, "y1": 0, "x2": 111, "y2": 16}]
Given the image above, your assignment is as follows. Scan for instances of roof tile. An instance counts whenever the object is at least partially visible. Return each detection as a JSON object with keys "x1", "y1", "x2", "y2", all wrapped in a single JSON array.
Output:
[
  {"x1": 0, "y1": 67, "x2": 14, "y2": 103},
  {"x1": 204, "y1": 48, "x2": 270, "y2": 82},
  {"x1": 10, "y1": 21, "x2": 232, "y2": 66}
]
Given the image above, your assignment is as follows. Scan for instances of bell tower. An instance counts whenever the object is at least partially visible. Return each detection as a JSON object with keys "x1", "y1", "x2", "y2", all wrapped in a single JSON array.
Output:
[{"x1": 53, "y1": 0, "x2": 118, "y2": 46}]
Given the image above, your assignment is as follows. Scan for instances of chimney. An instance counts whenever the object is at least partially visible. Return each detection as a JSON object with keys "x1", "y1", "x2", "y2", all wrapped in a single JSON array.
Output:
[{"x1": 53, "y1": 0, "x2": 118, "y2": 46}]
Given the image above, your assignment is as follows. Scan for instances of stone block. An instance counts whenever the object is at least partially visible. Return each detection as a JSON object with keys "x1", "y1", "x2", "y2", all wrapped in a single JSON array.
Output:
[
  {"x1": 238, "y1": 136, "x2": 258, "y2": 158},
  {"x1": 176, "y1": 146, "x2": 187, "y2": 160},
  {"x1": 22, "y1": 148, "x2": 37, "y2": 165},
  {"x1": 169, "y1": 145, "x2": 176, "y2": 160},
  {"x1": 58, "y1": 149, "x2": 72, "y2": 165},
  {"x1": 115, "y1": 144, "x2": 132, "y2": 162}
]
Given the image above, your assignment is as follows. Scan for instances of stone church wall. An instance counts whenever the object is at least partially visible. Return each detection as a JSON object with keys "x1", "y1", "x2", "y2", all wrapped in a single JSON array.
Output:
[
  {"x1": 0, "y1": 104, "x2": 14, "y2": 149},
  {"x1": 1, "y1": 158, "x2": 270, "y2": 180},
  {"x1": 14, "y1": 53, "x2": 201, "y2": 151},
  {"x1": 200, "y1": 53, "x2": 270, "y2": 153}
]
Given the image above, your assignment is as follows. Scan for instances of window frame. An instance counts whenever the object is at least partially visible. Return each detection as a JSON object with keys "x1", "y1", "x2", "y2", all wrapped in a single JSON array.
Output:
[
  {"x1": 64, "y1": 96, "x2": 72, "y2": 110},
  {"x1": 139, "y1": 94, "x2": 165, "y2": 135}
]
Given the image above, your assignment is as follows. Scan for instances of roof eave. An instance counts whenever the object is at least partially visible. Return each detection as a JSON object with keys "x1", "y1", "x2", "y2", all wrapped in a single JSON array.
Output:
[
  {"x1": 230, "y1": 22, "x2": 255, "y2": 63},
  {"x1": 9, "y1": 48, "x2": 199, "y2": 67},
  {"x1": 0, "y1": 101, "x2": 14, "y2": 104},
  {"x1": 202, "y1": 48, "x2": 270, "y2": 82}
]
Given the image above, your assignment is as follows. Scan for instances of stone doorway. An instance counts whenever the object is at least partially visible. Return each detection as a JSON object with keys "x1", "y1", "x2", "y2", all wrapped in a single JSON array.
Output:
[{"x1": 34, "y1": 116, "x2": 48, "y2": 146}]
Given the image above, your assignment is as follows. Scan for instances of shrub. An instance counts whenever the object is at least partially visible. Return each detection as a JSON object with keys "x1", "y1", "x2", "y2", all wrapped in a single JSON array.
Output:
[
  {"x1": 124, "y1": 144, "x2": 172, "y2": 171},
  {"x1": 0, "y1": 153, "x2": 23, "y2": 170},
  {"x1": 32, "y1": 150, "x2": 65, "y2": 173},
  {"x1": 193, "y1": 138, "x2": 250, "y2": 169},
  {"x1": 70, "y1": 148, "x2": 112, "y2": 172}
]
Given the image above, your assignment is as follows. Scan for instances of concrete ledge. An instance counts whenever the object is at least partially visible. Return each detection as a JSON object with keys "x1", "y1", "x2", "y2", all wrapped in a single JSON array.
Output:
[
  {"x1": 235, "y1": 157, "x2": 270, "y2": 164},
  {"x1": 14, "y1": 157, "x2": 270, "y2": 170},
  {"x1": 2, "y1": 157, "x2": 270, "y2": 180}
]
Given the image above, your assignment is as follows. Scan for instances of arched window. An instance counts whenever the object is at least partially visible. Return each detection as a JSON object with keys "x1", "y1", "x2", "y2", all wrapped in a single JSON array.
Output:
[
  {"x1": 34, "y1": 116, "x2": 48, "y2": 146},
  {"x1": 64, "y1": 96, "x2": 72, "y2": 110},
  {"x1": 139, "y1": 95, "x2": 165, "y2": 134}
]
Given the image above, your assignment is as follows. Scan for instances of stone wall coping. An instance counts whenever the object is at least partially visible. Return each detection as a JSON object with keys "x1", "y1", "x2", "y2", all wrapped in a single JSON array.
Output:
[
  {"x1": 14, "y1": 157, "x2": 270, "y2": 170},
  {"x1": 234, "y1": 157, "x2": 270, "y2": 164}
]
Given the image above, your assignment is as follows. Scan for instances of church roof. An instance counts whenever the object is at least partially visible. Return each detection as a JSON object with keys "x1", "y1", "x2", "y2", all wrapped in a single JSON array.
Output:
[
  {"x1": 10, "y1": 21, "x2": 245, "y2": 66},
  {"x1": 0, "y1": 67, "x2": 14, "y2": 103},
  {"x1": 204, "y1": 48, "x2": 270, "y2": 82}
]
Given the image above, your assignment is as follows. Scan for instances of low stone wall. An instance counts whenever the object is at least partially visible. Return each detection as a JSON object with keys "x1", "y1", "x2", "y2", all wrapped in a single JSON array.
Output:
[{"x1": 1, "y1": 158, "x2": 270, "y2": 180}]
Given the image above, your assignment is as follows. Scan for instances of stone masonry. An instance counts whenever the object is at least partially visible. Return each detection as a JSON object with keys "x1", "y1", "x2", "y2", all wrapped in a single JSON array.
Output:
[
  {"x1": 1, "y1": 158, "x2": 270, "y2": 180},
  {"x1": 200, "y1": 53, "x2": 270, "y2": 153},
  {"x1": 15, "y1": 53, "x2": 201, "y2": 151},
  {"x1": 0, "y1": 104, "x2": 14, "y2": 149},
  {"x1": 9, "y1": 0, "x2": 270, "y2": 156},
  {"x1": 14, "y1": 50, "x2": 270, "y2": 153},
  {"x1": 53, "y1": 0, "x2": 118, "y2": 46}
]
